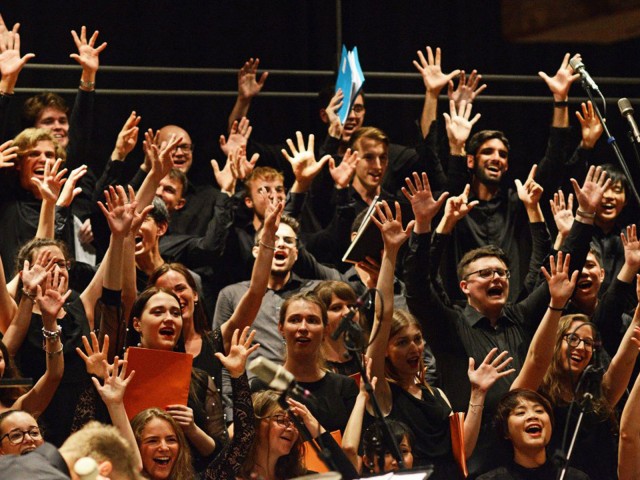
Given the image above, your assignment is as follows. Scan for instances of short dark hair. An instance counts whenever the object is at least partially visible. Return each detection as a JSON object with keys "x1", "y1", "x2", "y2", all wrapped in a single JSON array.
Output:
[
  {"x1": 467, "y1": 130, "x2": 510, "y2": 157},
  {"x1": 167, "y1": 168, "x2": 188, "y2": 197},
  {"x1": 351, "y1": 208, "x2": 369, "y2": 234},
  {"x1": 22, "y1": 92, "x2": 69, "y2": 128},
  {"x1": 600, "y1": 163, "x2": 629, "y2": 197},
  {"x1": 457, "y1": 245, "x2": 510, "y2": 281},
  {"x1": 494, "y1": 389, "x2": 554, "y2": 441},
  {"x1": 588, "y1": 242, "x2": 603, "y2": 268},
  {"x1": 362, "y1": 419, "x2": 414, "y2": 461}
]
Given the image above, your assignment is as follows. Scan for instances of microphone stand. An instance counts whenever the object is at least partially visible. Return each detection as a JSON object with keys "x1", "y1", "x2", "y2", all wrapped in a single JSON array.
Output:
[
  {"x1": 277, "y1": 389, "x2": 340, "y2": 473},
  {"x1": 578, "y1": 79, "x2": 640, "y2": 206},
  {"x1": 555, "y1": 393, "x2": 593, "y2": 480},
  {"x1": 342, "y1": 318, "x2": 406, "y2": 470}
]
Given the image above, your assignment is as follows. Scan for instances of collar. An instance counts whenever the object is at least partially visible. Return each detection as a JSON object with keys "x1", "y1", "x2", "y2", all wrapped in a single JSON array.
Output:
[{"x1": 463, "y1": 303, "x2": 514, "y2": 328}]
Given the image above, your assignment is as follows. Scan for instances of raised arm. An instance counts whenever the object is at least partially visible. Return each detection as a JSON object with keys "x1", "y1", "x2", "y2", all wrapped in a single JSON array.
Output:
[
  {"x1": 12, "y1": 270, "x2": 70, "y2": 416},
  {"x1": 227, "y1": 58, "x2": 268, "y2": 132},
  {"x1": 70, "y1": 25, "x2": 107, "y2": 93},
  {"x1": 219, "y1": 200, "x2": 283, "y2": 353},
  {"x1": 619, "y1": 329, "x2": 640, "y2": 480},
  {"x1": 135, "y1": 131, "x2": 181, "y2": 210},
  {"x1": 0, "y1": 18, "x2": 34, "y2": 97},
  {"x1": 511, "y1": 252, "x2": 578, "y2": 391},
  {"x1": 550, "y1": 190, "x2": 575, "y2": 250},
  {"x1": 0, "y1": 254, "x2": 16, "y2": 331},
  {"x1": 365, "y1": 201, "x2": 414, "y2": 414},
  {"x1": 538, "y1": 53, "x2": 580, "y2": 128},
  {"x1": 282, "y1": 131, "x2": 331, "y2": 194}
]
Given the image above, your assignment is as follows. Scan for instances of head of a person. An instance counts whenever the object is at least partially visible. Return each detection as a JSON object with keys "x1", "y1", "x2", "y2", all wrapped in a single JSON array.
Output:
[
  {"x1": 313, "y1": 280, "x2": 360, "y2": 338},
  {"x1": 244, "y1": 167, "x2": 286, "y2": 221},
  {"x1": 571, "y1": 245, "x2": 604, "y2": 311},
  {"x1": 317, "y1": 86, "x2": 365, "y2": 143},
  {"x1": 278, "y1": 291, "x2": 327, "y2": 359},
  {"x1": 385, "y1": 309, "x2": 426, "y2": 385},
  {"x1": 15, "y1": 238, "x2": 72, "y2": 301},
  {"x1": 466, "y1": 130, "x2": 510, "y2": 186},
  {"x1": 155, "y1": 169, "x2": 187, "y2": 214},
  {"x1": 22, "y1": 93, "x2": 70, "y2": 148},
  {"x1": 458, "y1": 245, "x2": 510, "y2": 313},
  {"x1": 131, "y1": 408, "x2": 192, "y2": 480},
  {"x1": 362, "y1": 420, "x2": 414, "y2": 473},
  {"x1": 0, "y1": 341, "x2": 27, "y2": 408},
  {"x1": 494, "y1": 389, "x2": 554, "y2": 462},
  {"x1": 242, "y1": 390, "x2": 304, "y2": 479},
  {"x1": 135, "y1": 197, "x2": 169, "y2": 258},
  {"x1": 0, "y1": 410, "x2": 44, "y2": 455},
  {"x1": 12, "y1": 128, "x2": 66, "y2": 197},
  {"x1": 128, "y1": 287, "x2": 183, "y2": 351},
  {"x1": 596, "y1": 163, "x2": 628, "y2": 227},
  {"x1": 254, "y1": 215, "x2": 300, "y2": 277},
  {"x1": 157, "y1": 125, "x2": 193, "y2": 174},
  {"x1": 148, "y1": 263, "x2": 208, "y2": 335},
  {"x1": 349, "y1": 127, "x2": 389, "y2": 194}
]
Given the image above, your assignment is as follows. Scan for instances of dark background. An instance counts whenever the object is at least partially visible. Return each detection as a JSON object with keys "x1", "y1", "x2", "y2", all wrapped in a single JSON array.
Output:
[{"x1": 3, "y1": 0, "x2": 640, "y2": 188}]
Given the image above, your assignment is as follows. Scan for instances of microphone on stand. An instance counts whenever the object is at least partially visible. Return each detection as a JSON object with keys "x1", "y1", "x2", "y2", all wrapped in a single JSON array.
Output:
[
  {"x1": 330, "y1": 289, "x2": 371, "y2": 341},
  {"x1": 569, "y1": 57, "x2": 600, "y2": 91},
  {"x1": 248, "y1": 357, "x2": 313, "y2": 399},
  {"x1": 618, "y1": 98, "x2": 640, "y2": 143}
]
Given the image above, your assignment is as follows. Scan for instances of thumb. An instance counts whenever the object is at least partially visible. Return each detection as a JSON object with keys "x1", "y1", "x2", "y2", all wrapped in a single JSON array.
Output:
[
  {"x1": 468, "y1": 357, "x2": 476, "y2": 372},
  {"x1": 210, "y1": 159, "x2": 221, "y2": 175}
]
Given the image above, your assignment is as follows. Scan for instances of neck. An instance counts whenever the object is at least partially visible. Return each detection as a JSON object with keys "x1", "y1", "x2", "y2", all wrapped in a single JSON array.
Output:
[
  {"x1": 571, "y1": 297, "x2": 598, "y2": 316},
  {"x1": 472, "y1": 177, "x2": 499, "y2": 201},
  {"x1": 267, "y1": 271, "x2": 291, "y2": 291},
  {"x1": 181, "y1": 314, "x2": 197, "y2": 339},
  {"x1": 352, "y1": 177, "x2": 380, "y2": 204},
  {"x1": 135, "y1": 249, "x2": 164, "y2": 275},
  {"x1": 254, "y1": 446, "x2": 279, "y2": 480},
  {"x1": 513, "y1": 447, "x2": 547, "y2": 469},
  {"x1": 322, "y1": 336, "x2": 350, "y2": 363},
  {"x1": 595, "y1": 217, "x2": 615, "y2": 234},
  {"x1": 468, "y1": 300, "x2": 503, "y2": 326},
  {"x1": 252, "y1": 214, "x2": 264, "y2": 232},
  {"x1": 284, "y1": 354, "x2": 324, "y2": 382}
]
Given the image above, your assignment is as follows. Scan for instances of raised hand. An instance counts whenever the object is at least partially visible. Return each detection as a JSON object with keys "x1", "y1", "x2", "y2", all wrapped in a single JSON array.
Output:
[
  {"x1": 447, "y1": 70, "x2": 487, "y2": 108},
  {"x1": 237, "y1": 58, "x2": 268, "y2": 100},
  {"x1": 326, "y1": 89, "x2": 344, "y2": 139},
  {"x1": 401, "y1": 171, "x2": 448, "y2": 231},
  {"x1": 76, "y1": 332, "x2": 110, "y2": 379},
  {"x1": 112, "y1": 111, "x2": 141, "y2": 161},
  {"x1": 262, "y1": 197, "x2": 284, "y2": 238},
  {"x1": 443, "y1": 99, "x2": 481, "y2": 153},
  {"x1": 219, "y1": 116, "x2": 252, "y2": 157},
  {"x1": 281, "y1": 132, "x2": 330, "y2": 189},
  {"x1": 413, "y1": 46, "x2": 460, "y2": 94},
  {"x1": 287, "y1": 397, "x2": 323, "y2": 436},
  {"x1": 92, "y1": 356, "x2": 134, "y2": 406},
  {"x1": 541, "y1": 251, "x2": 578, "y2": 307},
  {"x1": 576, "y1": 101, "x2": 603, "y2": 149},
  {"x1": 32, "y1": 158, "x2": 68, "y2": 203},
  {"x1": 550, "y1": 190, "x2": 574, "y2": 238},
  {"x1": 371, "y1": 201, "x2": 414, "y2": 252},
  {"x1": 468, "y1": 348, "x2": 515, "y2": 393},
  {"x1": 98, "y1": 185, "x2": 136, "y2": 237},
  {"x1": 355, "y1": 256, "x2": 381, "y2": 289},
  {"x1": 329, "y1": 148, "x2": 357, "y2": 189},
  {"x1": 539, "y1": 53, "x2": 580, "y2": 101},
  {"x1": 514, "y1": 164, "x2": 543, "y2": 209},
  {"x1": 165, "y1": 404, "x2": 197, "y2": 435},
  {"x1": 70, "y1": 26, "x2": 107, "y2": 76},
  {"x1": 622, "y1": 225, "x2": 640, "y2": 270},
  {"x1": 0, "y1": 139, "x2": 18, "y2": 168},
  {"x1": 571, "y1": 165, "x2": 611, "y2": 216},
  {"x1": 211, "y1": 147, "x2": 241, "y2": 195},
  {"x1": 214, "y1": 327, "x2": 260, "y2": 378},
  {"x1": 440, "y1": 184, "x2": 480, "y2": 231},
  {"x1": 21, "y1": 249, "x2": 54, "y2": 297},
  {"x1": 141, "y1": 128, "x2": 159, "y2": 172},
  {"x1": 0, "y1": 21, "x2": 34, "y2": 81},
  {"x1": 144, "y1": 132, "x2": 181, "y2": 179},
  {"x1": 36, "y1": 269, "x2": 71, "y2": 320},
  {"x1": 57, "y1": 164, "x2": 88, "y2": 207}
]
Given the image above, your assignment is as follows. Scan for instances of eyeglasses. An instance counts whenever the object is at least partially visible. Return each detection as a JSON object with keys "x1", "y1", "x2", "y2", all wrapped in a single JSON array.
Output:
[
  {"x1": 266, "y1": 413, "x2": 295, "y2": 429},
  {"x1": 351, "y1": 104, "x2": 365, "y2": 114},
  {"x1": 464, "y1": 268, "x2": 510, "y2": 280},
  {"x1": 563, "y1": 333, "x2": 596, "y2": 352},
  {"x1": 1, "y1": 427, "x2": 42, "y2": 445},
  {"x1": 53, "y1": 260, "x2": 71, "y2": 271},
  {"x1": 173, "y1": 143, "x2": 194, "y2": 153}
]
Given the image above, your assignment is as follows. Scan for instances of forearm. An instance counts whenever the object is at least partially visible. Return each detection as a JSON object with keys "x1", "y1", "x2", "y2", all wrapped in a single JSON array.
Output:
[
  {"x1": 227, "y1": 97, "x2": 251, "y2": 132},
  {"x1": 186, "y1": 424, "x2": 217, "y2": 456},
  {"x1": 603, "y1": 311, "x2": 640, "y2": 407},
  {"x1": 463, "y1": 389, "x2": 487, "y2": 457},
  {"x1": 420, "y1": 90, "x2": 439, "y2": 139},
  {"x1": 619, "y1": 372, "x2": 640, "y2": 480},
  {"x1": 341, "y1": 393, "x2": 367, "y2": 469},
  {"x1": 106, "y1": 402, "x2": 142, "y2": 471},
  {"x1": 121, "y1": 237, "x2": 137, "y2": 316},
  {"x1": 0, "y1": 256, "x2": 17, "y2": 333},
  {"x1": 36, "y1": 200, "x2": 57, "y2": 239},
  {"x1": 3, "y1": 297, "x2": 34, "y2": 355},
  {"x1": 103, "y1": 234, "x2": 125, "y2": 291},
  {"x1": 135, "y1": 171, "x2": 163, "y2": 210}
]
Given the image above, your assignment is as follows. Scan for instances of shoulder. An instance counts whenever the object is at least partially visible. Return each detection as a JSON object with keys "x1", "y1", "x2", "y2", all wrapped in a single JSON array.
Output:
[{"x1": 476, "y1": 466, "x2": 512, "y2": 480}]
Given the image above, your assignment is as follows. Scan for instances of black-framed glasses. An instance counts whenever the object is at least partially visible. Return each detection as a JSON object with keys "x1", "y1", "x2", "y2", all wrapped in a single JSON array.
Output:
[
  {"x1": 563, "y1": 333, "x2": 596, "y2": 352},
  {"x1": 173, "y1": 143, "x2": 194, "y2": 153},
  {"x1": 266, "y1": 413, "x2": 294, "y2": 429},
  {"x1": 0, "y1": 427, "x2": 42, "y2": 445},
  {"x1": 351, "y1": 104, "x2": 365, "y2": 114},
  {"x1": 53, "y1": 260, "x2": 72, "y2": 271},
  {"x1": 464, "y1": 268, "x2": 510, "y2": 280}
]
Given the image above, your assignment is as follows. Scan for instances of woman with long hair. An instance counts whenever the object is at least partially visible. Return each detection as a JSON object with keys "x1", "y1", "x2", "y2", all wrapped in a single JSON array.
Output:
[{"x1": 366, "y1": 201, "x2": 514, "y2": 478}]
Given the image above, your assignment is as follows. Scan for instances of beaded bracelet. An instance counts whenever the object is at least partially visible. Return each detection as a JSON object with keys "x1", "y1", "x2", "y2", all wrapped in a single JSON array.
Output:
[
  {"x1": 42, "y1": 325, "x2": 62, "y2": 340},
  {"x1": 44, "y1": 343, "x2": 63, "y2": 357}
]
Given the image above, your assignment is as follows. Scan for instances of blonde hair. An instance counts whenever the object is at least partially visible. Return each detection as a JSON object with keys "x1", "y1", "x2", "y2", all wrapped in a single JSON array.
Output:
[{"x1": 13, "y1": 128, "x2": 66, "y2": 161}]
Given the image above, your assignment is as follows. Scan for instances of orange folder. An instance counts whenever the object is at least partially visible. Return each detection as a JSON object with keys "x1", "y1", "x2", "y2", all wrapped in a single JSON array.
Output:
[
  {"x1": 123, "y1": 347, "x2": 193, "y2": 420},
  {"x1": 304, "y1": 430, "x2": 343, "y2": 473}
]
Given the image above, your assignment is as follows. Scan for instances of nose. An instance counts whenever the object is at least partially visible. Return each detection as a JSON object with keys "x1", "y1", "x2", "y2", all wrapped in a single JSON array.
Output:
[{"x1": 155, "y1": 185, "x2": 163, "y2": 197}]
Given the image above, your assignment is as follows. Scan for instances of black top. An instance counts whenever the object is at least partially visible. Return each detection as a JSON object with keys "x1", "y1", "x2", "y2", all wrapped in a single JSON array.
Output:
[{"x1": 477, "y1": 459, "x2": 590, "y2": 480}]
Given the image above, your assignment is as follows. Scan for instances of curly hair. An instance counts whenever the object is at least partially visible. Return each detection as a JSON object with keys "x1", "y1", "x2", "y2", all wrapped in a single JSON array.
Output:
[
  {"x1": 130, "y1": 408, "x2": 193, "y2": 480},
  {"x1": 240, "y1": 390, "x2": 305, "y2": 479},
  {"x1": 13, "y1": 127, "x2": 66, "y2": 162}
]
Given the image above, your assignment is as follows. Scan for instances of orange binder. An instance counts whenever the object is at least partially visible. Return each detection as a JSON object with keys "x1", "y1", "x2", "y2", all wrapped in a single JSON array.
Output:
[{"x1": 450, "y1": 411, "x2": 468, "y2": 478}]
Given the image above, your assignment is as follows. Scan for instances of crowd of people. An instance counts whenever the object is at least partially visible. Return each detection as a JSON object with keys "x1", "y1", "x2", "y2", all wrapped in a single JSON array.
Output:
[{"x1": 0, "y1": 11, "x2": 640, "y2": 480}]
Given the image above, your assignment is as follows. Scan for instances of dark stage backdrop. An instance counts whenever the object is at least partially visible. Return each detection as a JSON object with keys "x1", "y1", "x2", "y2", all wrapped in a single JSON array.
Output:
[{"x1": 3, "y1": 0, "x2": 640, "y2": 189}]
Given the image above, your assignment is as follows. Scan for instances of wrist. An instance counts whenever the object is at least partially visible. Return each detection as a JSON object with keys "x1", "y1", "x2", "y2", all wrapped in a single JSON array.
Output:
[
  {"x1": 111, "y1": 149, "x2": 126, "y2": 162},
  {"x1": 548, "y1": 302, "x2": 566, "y2": 312},
  {"x1": 413, "y1": 219, "x2": 432, "y2": 235},
  {"x1": 449, "y1": 143, "x2": 466, "y2": 156},
  {"x1": 21, "y1": 288, "x2": 37, "y2": 302}
]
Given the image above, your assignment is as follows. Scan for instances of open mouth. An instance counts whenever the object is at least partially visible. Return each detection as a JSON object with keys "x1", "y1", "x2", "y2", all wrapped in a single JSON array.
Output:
[
  {"x1": 172, "y1": 158, "x2": 187, "y2": 167},
  {"x1": 487, "y1": 286, "x2": 504, "y2": 297},
  {"x1": 525, "y1": 424, "x2": 542, "y2": 436},
  {"x1": 153, "y1": 457, "x2": 172, "y2": 466},
  {"x1": 570, "y1": 352, "x2": 584, "y2": 363},
  {"x1": 343, "y1": 121, "x2": 357, "y2": 132},
  {"x1": 407, "y1": 356, "x2": 420, "y2": 369},
  {"x1": 134, "y1": 235, "x2": 144, "y2": 249},
  {"x1": 577, "y1": 279, "x2": 593, "y2": 291},
  {"x1": 599, "y1": 203, "x2": 615, "y2": 214},
  {"x1": 486, "y1": 164, "x2": 501, "y2": 174},
  {"x1": 21, "y1": 446, "x2": 37, "y2": 455},
  {"x1": 159, "y1": 326, "x2": 175, "y2": 337},
  {"x1": 295, "y1": 336, "x2": 310, "y2": 344}
]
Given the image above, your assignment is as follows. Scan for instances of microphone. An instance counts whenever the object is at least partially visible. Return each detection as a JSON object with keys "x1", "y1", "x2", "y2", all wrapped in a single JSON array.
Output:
[
  {"x1": 248, "y1": 357, "x2": 312, "y2": 399},
  {"x1": 618, "y1": 98, "x2": 640, "y2": 143},
  {"x1": 330, "y1": 289, "x2": 371, "y2": 341},
  {"x1": 74, "y1": 457, "x2": 98, "y2": 480},
  {"x1": 569, "y1": 57, "x2": 599, "y2": 91}
]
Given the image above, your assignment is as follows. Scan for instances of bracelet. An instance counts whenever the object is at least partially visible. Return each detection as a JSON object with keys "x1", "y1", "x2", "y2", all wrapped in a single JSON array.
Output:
[
  {"x1": 0, "y1": 89, "x2": 14, "y2": 97},
  {"x1": 553, "y1": 100, "x2": 569, "y2": 108},
  {"x1": 79, "y1": 79, "x2": 95, "y2": 90},
  {"x1": 21, "y1": 288, "x2": 37, "y2": 302},
  {"x1": 42, "y1": 325, "x2": 62, "y2": 340},
  {"x1": 548, "y1": 305, "x2": 565, "y2": 312},
  {"x1": 43, "y1": 343, "x2": 63, "y2": 357},
  {"x1": 576, "y1": 209, "x2": 596, "y2": 219},
  {"x1": 259, "y1": 240, "x2": 276, "y2": 251},
  {"x1": 469, "y1": 403, "x2": 484, "y2": 413}
]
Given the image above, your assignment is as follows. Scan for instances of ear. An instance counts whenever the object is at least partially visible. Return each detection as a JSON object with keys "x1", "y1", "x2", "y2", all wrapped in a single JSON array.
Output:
[
  {"x1": 460, "y1": 280, "x2": 470, "y2": 295},
  {"x1": 252, "y1": 245, "x2": 259, "y2": 259},
  {"x1": 350, "y1": 231, "x2": 357, "y2": 242},
  {"x1": 466, "y1": 154, "x2": 475, "y2": 170},
  {"x1": 319, "y1": 108, "x2": 329, "y2": 124},
  {"x1": 157, "y1": 221, "x2": 169, "y2": 237},
  {"x1": 599, "y1": 267, "x2": 605, "y2": 282},
  {"x1": 133, "y1": 317, "x2": 142, "y2": 333},
  {"x1": 174, "y1": 198, "x2": 186, "y2": 211},
  {"x1": 244, "y1": 195, "x2": 254, "y2": 210},
  {"x1": 278, "y1": 321, "x2": 284, "y2": 336},
  {"x1": 97, "y1": 460, "x2": 113, "y2": 478}
]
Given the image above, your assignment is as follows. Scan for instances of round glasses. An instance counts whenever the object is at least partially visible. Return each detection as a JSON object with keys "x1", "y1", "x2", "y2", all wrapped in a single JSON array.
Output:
[
  {"x1": 563, "y1": 333, "x2": 596, "y2": 352},
  {"x1": 1, "y1": 427, "x2": 42, "y2": 445}
]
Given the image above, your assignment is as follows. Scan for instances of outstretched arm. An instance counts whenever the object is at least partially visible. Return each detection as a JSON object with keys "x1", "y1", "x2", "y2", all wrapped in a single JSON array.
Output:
[
  {"x1": 227, "y1": 58, "x2": 268, "y2": 132},
  {"x1": 619, "y1": 330, "x2": 640, "y2": 480},
  {"x1": 0, "y1": 17, "x2": 34, "y2": 95},
  {"x1": 282, "y1": 131, "x2": 331, "y2": 193},
  {"x1": 70, "y1": 25, "x2": 107, "y2": 92},
  {"x1": 538, "y1": 52, "x2": 580, "y2": 128},
  {"x1": 0, "y1": 255, "x2": 16, "y2": 332}
]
